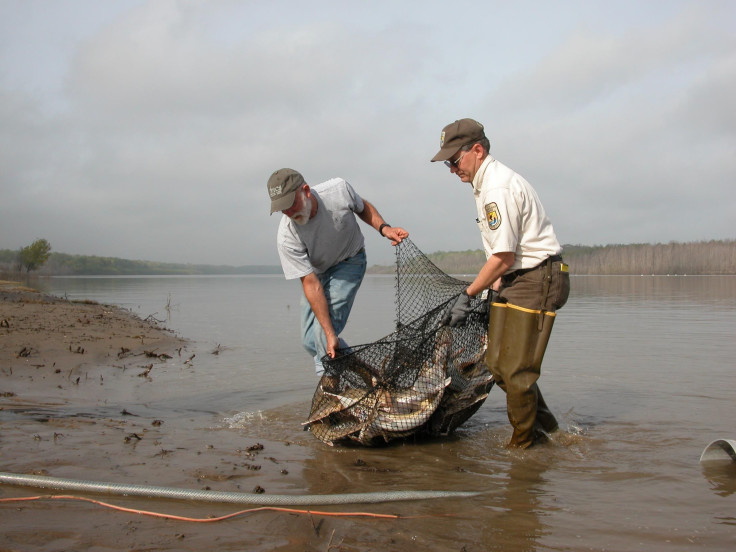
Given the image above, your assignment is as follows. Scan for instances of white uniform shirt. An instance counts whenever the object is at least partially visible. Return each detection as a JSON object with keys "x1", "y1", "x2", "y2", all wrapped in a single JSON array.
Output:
[
  {"x1": 277, "y1": 178, "x2": 365, "y2": 280},
  {"x1": 472, "y1": 156, "x2": 562, "y2": 272}
]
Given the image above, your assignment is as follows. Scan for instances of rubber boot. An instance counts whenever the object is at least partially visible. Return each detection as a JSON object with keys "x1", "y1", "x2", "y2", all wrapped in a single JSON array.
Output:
[
  {"x1": 486, "y1": 302, "x2": 557, "y2": 448},
  {"x1": 535, "y1": 386, "x2": 558, "y2": 434}
]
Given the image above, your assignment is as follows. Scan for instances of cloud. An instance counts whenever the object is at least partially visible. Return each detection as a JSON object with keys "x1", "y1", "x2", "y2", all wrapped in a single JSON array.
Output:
[
  {"x1": 471, "y1": 6, "x2": 736, "y2": 246},
  {"x1": 1, "y1": 2, "x2": 441, "y2": 264},
  {"x1": 1, "y1": 1, "x2": 734, "y2": 265}
]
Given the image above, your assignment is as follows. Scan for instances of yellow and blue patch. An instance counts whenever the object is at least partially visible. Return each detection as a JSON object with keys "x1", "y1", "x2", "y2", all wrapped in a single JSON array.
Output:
[{"x1": 485, "y1": 202, "x2": 501, "y2": 230}]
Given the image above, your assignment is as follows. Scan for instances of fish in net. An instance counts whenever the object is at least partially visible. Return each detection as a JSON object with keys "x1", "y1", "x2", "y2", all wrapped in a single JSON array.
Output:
[{"x1": 304, "y1": 238, "x2": 494, "y2": 446}]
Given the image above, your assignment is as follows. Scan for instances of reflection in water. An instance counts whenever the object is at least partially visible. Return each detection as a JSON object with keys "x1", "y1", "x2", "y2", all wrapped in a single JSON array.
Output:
[
  {"x1": 570, "y1": 274, "x2": 736, "y2": 304},
  {"x1": 480, "y1": 455, "x2": 553, "y2": 552},
  {"x1": 701, "y1": 464, "x2": 736, "y2": 498}
]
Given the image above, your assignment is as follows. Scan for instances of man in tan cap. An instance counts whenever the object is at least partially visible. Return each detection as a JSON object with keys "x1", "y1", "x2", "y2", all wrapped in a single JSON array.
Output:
[
  {"x1": 432, "y1": 118, "x2": 570, "y2": 448},
  {"x1": 267, "y1": 168, "x2": 408, "y2": 375}
]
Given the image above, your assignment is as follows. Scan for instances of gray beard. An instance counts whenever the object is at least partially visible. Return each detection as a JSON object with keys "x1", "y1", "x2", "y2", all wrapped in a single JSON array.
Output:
[{"x1": 289, "y1": 192, "x2": 311, "y2": 225}]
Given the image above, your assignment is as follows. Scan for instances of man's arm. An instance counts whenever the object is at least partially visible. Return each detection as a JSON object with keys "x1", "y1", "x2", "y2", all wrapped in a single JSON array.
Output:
[
  {"x1": 466, "y1": 252, "x2": 515, "y2": 296},
  {"x1": 441, "y1": 251, "x2": 515, "y2": 327},
  {"x1": 300, "y1": 272, "x2": 340, "y2": 359},
  {"x1": 357, "y1": 199, "x2": 409, "y2": 245}
]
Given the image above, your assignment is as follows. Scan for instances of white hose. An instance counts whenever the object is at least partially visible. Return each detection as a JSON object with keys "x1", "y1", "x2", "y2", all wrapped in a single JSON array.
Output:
[{"x1": 0, "y1": 471, "x2": 478, "y2": 506}]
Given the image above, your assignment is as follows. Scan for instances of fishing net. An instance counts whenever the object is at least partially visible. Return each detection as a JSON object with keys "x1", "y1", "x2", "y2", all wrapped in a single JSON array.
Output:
[{"x1": 305, "y1": 238, "x2": 494, "y2": 446}]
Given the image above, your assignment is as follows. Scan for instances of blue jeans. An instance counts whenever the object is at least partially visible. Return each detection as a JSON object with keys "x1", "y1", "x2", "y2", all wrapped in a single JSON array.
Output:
[{"x1": 300, "y1": 249, "x2": 366, "y2": 375}]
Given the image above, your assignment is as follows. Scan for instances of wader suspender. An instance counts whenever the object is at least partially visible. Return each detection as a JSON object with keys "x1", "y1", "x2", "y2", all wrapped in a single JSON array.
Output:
[{"x1": 539, "y1": 257, "x2": 553, "y2": 330}]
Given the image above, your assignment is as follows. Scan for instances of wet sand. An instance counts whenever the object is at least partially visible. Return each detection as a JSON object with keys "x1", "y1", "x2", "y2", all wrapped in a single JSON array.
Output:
[
  {"x1": 2, "y1": 281, "x2": 473, "y2": 552},
  {"x1": 0, "y1": 282, "x2": 327, "y2": 551}
]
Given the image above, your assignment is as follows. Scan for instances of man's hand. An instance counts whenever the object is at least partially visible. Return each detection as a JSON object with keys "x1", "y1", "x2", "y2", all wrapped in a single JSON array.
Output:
[
  {"x1": 325, "y1": 333, "x2": 340, "y2": 358},
  {"x1": 383, "y1": 226, "x2": 409, "y2": 246},
  {"x1": 441, "y1": 291, "x2": 472, "y2": 327}
]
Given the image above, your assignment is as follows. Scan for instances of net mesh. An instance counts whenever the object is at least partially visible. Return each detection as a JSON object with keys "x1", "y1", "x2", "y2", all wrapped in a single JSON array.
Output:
[{"x1": 305, "y1": 238, "x2": 494, "y2": 446}]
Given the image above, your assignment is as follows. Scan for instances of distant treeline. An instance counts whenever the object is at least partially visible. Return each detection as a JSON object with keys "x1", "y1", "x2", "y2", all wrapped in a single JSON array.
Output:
[
  {"x1": 560, "y1": 240, "x2": 736, "y2": 275},
  {"x1": 369, "y1": 239, "x2": 736, "y2": 276},
  {"x1": 1, "y1": 239, "x2": 734, "y2": 276}
]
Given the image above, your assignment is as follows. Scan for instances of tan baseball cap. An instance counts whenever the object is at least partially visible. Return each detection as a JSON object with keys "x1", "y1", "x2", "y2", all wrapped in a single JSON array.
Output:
[
  {"x1": 430, "y1": 118, "x2": 486, "y2": 162},
  {"x1": 267, "y1": 168, "x2": 305, "y2": 214}
]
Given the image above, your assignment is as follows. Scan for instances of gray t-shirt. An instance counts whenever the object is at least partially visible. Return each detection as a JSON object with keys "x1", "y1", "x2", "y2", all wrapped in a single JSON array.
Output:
[{"x1": 276, "y1": 178, "x2": 365, "y2": 280}]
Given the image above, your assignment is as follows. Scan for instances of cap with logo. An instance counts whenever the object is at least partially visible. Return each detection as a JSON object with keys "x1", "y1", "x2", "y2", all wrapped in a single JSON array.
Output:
[
  {"x1": 430, "y1": 118, "x2": 486, "y2": 162},
  {"x1": 267, "y1": 168, "x2": 305, "y2": 214}
]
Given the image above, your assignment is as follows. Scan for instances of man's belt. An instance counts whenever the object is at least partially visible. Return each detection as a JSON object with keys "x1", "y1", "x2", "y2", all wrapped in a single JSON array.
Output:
[{"x1": 502, "y1": 254, "x2": 563, "y2": 283}]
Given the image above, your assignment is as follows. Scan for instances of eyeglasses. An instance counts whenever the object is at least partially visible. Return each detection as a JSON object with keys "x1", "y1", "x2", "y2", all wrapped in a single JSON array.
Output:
[{"x1": 444, "y1": 150, "x2": 467, "y2": 169}]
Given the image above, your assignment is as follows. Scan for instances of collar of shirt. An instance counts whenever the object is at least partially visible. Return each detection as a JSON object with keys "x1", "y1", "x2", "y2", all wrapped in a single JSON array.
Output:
[{"x1": 472, "y1": 155, "x2": 495, "y2": 195}]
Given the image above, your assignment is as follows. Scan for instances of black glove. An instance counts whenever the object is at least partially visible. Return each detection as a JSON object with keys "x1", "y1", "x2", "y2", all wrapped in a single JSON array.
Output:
[{"x1": 441, "y1": 291, "x2": 472, "y2": 327}]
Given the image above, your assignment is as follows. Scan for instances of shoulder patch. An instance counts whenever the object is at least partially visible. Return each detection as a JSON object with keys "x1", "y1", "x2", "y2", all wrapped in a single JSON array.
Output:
[{"x1": 485, "y1": 202, "x2": 501, "y2": 230}]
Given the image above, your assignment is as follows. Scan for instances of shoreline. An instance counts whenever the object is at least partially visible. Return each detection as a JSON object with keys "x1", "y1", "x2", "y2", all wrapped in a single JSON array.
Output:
[
  {"x1": 0, "y1": 280, "x2": 323, "y2": 551},
  {"x1": 1, "y1": 280, "x2": 188, "y2": 404}
]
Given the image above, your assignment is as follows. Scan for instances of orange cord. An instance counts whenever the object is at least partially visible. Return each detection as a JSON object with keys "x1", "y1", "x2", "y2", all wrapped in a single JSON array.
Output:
[{"x1": 0, "y1": 494, "x2": 414, "y2": 522}]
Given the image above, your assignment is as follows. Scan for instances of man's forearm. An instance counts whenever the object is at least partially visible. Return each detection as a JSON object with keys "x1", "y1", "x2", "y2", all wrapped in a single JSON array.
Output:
[
  {"x1": 466, "y1": 252, "x2": 515, "y2": 296},
  {"x1": 357, "y1": 199, "x2": 385, "y2": 231},
  {"x1": 301, "y1": 273, "x2": 336, "y2": 340},
  {"x1": 358, "y1": 199, "x2": 409, "y2": 245}
]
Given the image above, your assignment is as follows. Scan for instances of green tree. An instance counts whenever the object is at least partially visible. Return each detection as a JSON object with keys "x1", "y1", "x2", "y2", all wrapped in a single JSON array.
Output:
[{"x1": 19, "y1": 238, "x2": 52, "y2": 273}]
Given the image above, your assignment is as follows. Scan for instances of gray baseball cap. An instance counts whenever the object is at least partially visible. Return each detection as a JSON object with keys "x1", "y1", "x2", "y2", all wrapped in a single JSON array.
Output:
[
  {"x1": 431, "y1": 118, "x2": 486, "y2": 162},
  {"x1": 267, "y1": 168, "x2": 305, "y2": 214}
]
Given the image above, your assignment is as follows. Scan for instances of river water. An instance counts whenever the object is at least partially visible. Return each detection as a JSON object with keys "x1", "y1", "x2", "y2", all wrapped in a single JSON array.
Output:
[{"x1": 17, "y1": 274, "x2": 736, "y2": 550}]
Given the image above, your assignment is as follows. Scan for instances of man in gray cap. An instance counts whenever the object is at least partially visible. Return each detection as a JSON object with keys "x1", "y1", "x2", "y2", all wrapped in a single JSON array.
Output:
[
  {"x1": 268, "y1": 168, "x2": 408, "y2": 375},
  {"x1": 432, "y1": 118, "x2": 570, "y2": 449}
]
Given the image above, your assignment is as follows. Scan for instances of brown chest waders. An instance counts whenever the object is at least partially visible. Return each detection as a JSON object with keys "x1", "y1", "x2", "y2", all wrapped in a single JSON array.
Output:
[{"x1": 486, "y1": 302, "x2": 559, "y2": 448}]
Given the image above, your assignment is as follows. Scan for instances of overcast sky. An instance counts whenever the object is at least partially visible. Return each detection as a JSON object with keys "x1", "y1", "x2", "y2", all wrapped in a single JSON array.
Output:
[{"x1": 1, "y1": 0, "x2": 734, "y2": 267}]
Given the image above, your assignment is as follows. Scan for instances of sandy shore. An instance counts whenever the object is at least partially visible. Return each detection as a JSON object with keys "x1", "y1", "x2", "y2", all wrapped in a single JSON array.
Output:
[
  {"x1": 0, "y1": 282, "x2": 304, "y2": 551},
  {"x1": 0, "y1": 280, "x2": 187, "y2": 389},
  {"x1": 0, "y1": 281, "x2": 390, "y2": 551}
]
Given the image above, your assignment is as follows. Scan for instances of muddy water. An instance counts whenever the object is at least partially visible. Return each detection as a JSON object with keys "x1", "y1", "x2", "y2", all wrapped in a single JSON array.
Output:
[{"x1": 2, "y1": 275, "x2": 734, "y2": 551}]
